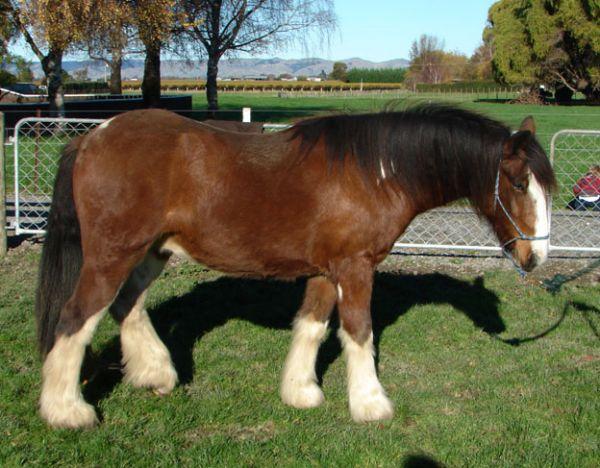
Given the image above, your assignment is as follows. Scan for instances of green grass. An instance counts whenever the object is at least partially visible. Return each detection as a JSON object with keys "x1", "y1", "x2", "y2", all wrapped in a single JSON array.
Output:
[
  {"x1": 192, "y1": 92, "x2": 600, "y2": 148},
  {"x1": 1, "y1": 248, "x2": 599, "y2": 466}
]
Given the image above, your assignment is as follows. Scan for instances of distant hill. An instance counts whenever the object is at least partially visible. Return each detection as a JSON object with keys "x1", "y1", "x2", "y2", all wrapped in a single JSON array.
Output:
[{"x1": 31, "y1": 57, "x2": 409, "y2": 80}]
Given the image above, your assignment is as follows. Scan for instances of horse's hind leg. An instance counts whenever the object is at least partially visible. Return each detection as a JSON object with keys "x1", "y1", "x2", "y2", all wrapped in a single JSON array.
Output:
[
  {"x1": 335, "y1": 259, "x2": 393, "y2": 423},
  {"x1": 40, "y1": 261, "x2": 139, "y2": 429},
  {"x1": 281, "y1": 276, "x2": 337, "y2": 408},
  {"x1": 109, "y1": 251, "x2": 177, "y2": 394}
]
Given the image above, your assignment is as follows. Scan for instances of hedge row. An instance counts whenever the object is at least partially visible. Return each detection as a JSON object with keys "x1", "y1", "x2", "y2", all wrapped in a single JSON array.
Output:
[
  {"x1": 120, "y1": 79, "x2": 526, "y2": 93},
  {"x1": 122, "y1": 80, "x2": 405, "y2": 92},
  {"x1": 63, "y1": 81, "x2": 111, "y2": 94},
  {"x1": 347, "y1": 68, "x2": 407, "y2": 83}
]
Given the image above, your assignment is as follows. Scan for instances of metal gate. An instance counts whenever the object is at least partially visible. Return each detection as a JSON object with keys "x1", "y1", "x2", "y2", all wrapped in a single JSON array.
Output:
[
  {"x1": 548, "y1": 130, "x2": 600, "y2": 253},
  {"x1": 12, "y1": 118, "x2": 104, "y2": 235},
  {"x1": 8, "y1": 118, "x2": 600, "y2": 254},
  {"x1": 395, "y1": 130, "x2": 600, "y2": 253}
]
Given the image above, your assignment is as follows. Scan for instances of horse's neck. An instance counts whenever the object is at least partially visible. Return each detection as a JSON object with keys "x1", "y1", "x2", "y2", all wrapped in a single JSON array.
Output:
[{"x1": 407, "y1": 167, "x2": 473, "y2": 214}]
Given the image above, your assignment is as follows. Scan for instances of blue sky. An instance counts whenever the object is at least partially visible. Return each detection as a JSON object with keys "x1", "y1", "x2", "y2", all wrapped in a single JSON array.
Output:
[
  {"x1": 269, "y1": 0, "x2": 498, "y2": 61},
  {"x1": 12, "y1": 0, "x2": 497, "y2": 62}
]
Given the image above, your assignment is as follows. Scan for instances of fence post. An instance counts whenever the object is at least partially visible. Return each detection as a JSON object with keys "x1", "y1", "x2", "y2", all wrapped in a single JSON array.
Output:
[
  {"x1": 0, "y1": 112, "x2": 6, "y2": 258},
  {"x1": 242, "y1": 107, "x2": 252, "y2": 123}
]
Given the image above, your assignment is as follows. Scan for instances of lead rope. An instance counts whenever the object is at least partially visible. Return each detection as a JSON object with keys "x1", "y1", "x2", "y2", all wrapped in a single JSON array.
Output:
[{"x1": 493, "y1": 168, "x2": 550, "y2": 278}]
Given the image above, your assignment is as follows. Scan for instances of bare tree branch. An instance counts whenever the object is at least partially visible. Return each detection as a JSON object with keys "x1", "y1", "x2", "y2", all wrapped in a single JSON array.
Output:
[{"x1": 182, "y1": 0, "x2": 336, "y2": 110}]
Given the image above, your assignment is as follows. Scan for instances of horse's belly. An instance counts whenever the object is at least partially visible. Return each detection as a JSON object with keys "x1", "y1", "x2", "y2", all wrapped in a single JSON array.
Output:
[{"x1": 160, "y1": 236, "x2": 320, "y2": 279}]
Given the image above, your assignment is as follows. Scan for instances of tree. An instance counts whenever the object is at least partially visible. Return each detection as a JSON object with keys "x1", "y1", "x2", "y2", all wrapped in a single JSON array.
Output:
[
  {"x1": 72, "y1": 68, "x2": 89, "y2": 82},
  {"x1": 1, "y1": 53, "x2": 34, "y2": 81},
  {"x1": 84, "y1": 0, "x2": 136, "y2": 95},
  {"x1": 487, "y1": 0, "x2": 600, "y2": 103},
  {"x1": 181, "y1": 0, "x2": 336, "y2": 111},
  {"x1": 329, "y1": 61, "x2": 347, "y2": 81},
  {"x1": 406, "y1": 35, "x2": 469, "y2": 85},
  {"x1": 0, "y1": 68, "x2": 16, "y2": 86},
  {"x1": 129, "y1": 0, "x2": 177, "y2": 107},
  {"x1": 1, "y1": 0, "x2": 16, "y2": 56},
  {"x1": 9, "y1": 1, "x2": 93, "y2": 114},
  {"x1": 442, "y1": 52, "x2": 469, "y2": 82},
  {"x1": 9, "y1": 53, "x2": 34, "y2": 81},
  {"x1": 407, "y1": 34, "x2": 447, "y2": 84},
  {"x1": 465, "y1": 38, "x2": 494, "y2": 81}
]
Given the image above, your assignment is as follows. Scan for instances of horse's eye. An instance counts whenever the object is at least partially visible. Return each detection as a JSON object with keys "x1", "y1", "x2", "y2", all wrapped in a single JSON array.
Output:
[{"x1": 512, "y1": 182, "x2": 526, "y2": 191}]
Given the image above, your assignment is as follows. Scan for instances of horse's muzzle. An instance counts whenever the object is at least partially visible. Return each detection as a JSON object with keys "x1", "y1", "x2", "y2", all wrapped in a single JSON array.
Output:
[{"x1": 522, "y1": 252, "x2": 540, "y2": 272}]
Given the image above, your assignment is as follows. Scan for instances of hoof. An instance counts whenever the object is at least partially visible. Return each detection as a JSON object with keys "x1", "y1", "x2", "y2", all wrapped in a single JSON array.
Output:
[
  {"x1": 350, "y1": 390, "x2": 394, "y2": 423},
  {"x1": 123, "y1": 359, "x2": 178, "y2": 395},
  {"x1": 281, "y1": 381, "x2": 325, "y2": 409},
  {"x1": 40, "y1": 398, "x2": 98, "y2": 429}
]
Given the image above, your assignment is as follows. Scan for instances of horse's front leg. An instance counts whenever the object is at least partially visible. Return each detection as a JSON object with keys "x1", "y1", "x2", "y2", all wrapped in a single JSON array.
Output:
[
  {"x1": 336, "y1": 258, "x2": 394, "y2": 422},
  {"x1": 280, "y1": 276, "x2": 337, "y2": 408}
]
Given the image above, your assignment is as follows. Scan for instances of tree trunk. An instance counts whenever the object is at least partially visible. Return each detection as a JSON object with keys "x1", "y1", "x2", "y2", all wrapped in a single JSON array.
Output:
[
  {"x1": 206, "y1": 53, "x2": 220, "y2": 113},
  {"x1": 41, "y1": 47, "x2": 65, "y2": 117},
  {"x1": 109, "y1": 46, "x2": 123, "y2": 95},
  {"x1": 142, "y1": 40, "x2": 161, "y2": 108}
]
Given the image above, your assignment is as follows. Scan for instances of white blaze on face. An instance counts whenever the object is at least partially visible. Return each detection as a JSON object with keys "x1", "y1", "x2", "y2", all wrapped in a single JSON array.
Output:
[{"x1": 528, "y1": 173, "x2": 549, "y2": 263}]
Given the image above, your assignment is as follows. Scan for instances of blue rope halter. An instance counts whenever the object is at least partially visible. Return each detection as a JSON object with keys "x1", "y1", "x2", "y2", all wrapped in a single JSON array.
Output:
[{"x1": 493, "y1": 167, "x2": 550, "y2": 278}]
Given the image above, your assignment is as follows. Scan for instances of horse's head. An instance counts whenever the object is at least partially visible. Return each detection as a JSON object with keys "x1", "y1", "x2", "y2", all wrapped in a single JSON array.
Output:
[{"x1": 489, "y1": 117, "x2": 556, "y2": 273}]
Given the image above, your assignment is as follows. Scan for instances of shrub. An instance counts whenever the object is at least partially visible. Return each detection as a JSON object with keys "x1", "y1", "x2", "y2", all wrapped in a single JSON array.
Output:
[
  {"x1": 63, "y1": 81, "x2": 111, "y2": 94},
  {"x1": 347, "y1": 68, "x2": 406, "y2": 83},
  {"x1": 0, "y1": 69, "x2": 17, "y2": 87}
]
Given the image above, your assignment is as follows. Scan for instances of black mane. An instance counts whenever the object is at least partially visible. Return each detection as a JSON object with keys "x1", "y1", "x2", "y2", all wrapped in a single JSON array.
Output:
[{"x1": 289, "y1": 104, "x2": 555, "y2": 211}]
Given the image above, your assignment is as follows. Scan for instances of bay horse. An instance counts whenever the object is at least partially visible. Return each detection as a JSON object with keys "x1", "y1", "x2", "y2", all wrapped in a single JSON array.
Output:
[{"x1": 35, "y1": 105, "x2": 556, "y2": 428}]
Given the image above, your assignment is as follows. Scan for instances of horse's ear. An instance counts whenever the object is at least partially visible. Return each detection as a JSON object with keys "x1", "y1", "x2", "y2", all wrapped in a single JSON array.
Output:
[
  {"x1": 503, "y1": 130, "x2": 531, "y2": 159},
  {"x1": 519, "y1": 116, "x2": 536, "y2": 135}
]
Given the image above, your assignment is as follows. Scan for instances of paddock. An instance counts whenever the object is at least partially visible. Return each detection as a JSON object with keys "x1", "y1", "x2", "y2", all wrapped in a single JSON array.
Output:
[
  {"x1": 1, "y1": 242, "x2": 598, "y2": 465},
  {"x1": 0, "y1": 97, "x2": 598, "y2": 466}
]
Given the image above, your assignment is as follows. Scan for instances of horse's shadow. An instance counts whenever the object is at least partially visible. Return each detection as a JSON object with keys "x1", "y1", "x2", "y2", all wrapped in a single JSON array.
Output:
[{"x1": 83, "y1": 272, "x2": 504, "y2": 405}]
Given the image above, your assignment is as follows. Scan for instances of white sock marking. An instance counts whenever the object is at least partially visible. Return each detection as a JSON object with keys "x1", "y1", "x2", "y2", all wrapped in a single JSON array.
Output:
[
  {"x1": 281, "y1": 316, "x2": 328, "y2": 408},
  {"x1": 39, "y1": 310, "x2": 106, "y2": 429},
  {"x1": 338, "y1": 328, "x2": 394, "y2": 422}
]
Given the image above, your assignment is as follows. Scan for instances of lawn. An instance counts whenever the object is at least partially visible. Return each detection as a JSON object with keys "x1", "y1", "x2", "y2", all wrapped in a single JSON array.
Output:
[
  {"x1": 1, "y1": 245, "x2": 598, "y2": 466},
  {"x1": 190, "y1": 92, "x2": 600, "y2": 151}
]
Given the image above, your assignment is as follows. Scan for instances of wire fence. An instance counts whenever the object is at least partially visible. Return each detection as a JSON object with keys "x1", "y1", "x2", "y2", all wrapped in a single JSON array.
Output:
[
  {"x1": 549, "y1": 130, "x2": 600, "y2": 252},
  {"x1": 4, "y1": 117, "x2": 600, "y2": 255}
]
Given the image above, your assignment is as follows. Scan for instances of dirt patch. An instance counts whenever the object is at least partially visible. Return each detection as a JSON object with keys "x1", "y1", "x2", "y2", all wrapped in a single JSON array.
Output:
[
  {"x1": 381, "y1": 252, "x2": 600, "y2": 288},
  {"x1": 184, "y1": 420, "x2": 277, "y2": 444}
]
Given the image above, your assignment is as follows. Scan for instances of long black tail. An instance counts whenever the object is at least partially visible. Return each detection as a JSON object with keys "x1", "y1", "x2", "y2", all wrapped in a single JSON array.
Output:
[{"x1": 35, "y1": 139, "x2": 83, "y2": 357}]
